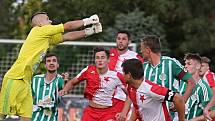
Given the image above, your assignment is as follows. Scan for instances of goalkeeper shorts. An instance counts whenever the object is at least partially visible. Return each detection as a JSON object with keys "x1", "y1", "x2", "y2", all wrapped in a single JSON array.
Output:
[{"x1": 0, "y1": 77, "x2": 33, "y2": 118}]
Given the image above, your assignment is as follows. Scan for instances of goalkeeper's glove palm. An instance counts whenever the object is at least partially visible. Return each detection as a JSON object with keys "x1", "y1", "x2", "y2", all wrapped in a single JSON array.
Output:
[
  {"x1": 84, "y1": 23, "x2": 102, "y2": 37},
  {"x1": 83, "y1": 14, "x2": 99, "y2": 26}
]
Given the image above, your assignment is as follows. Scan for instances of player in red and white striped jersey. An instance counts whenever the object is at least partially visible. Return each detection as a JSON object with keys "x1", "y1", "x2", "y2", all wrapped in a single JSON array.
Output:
[
  {"x1": 199, "y1": 56, "x2": 215, "y2": 94},
  {"x1": 59, "y1": 47, "x2": 127, "y2": 121},
  {"x1": 108, "y1": 30, "x2": 144, "y2": 117},
  {"x1": 121, "y1": 59, "x2": 185, "y2": 121}
]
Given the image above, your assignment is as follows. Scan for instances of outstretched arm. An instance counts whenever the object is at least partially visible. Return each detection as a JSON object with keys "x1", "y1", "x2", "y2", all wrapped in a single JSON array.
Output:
[
  {"x1": 63, "y1": 14, "x2": 99, "y2": 31},
  {"x1": 58, "y1": 77, "x2": 80, "y2": 96},
  {"x1": 64, "y1": 20, "x2": 84, "y2": 31},
  {"x1": 62, "y1": 23, "x2": 102, "y2": 41}
]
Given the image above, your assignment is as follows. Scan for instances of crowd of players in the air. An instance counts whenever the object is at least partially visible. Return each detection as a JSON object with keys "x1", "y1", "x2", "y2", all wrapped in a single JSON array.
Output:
[{"x1": 0, "y1": 12, "x2": 214, "y2": 121}]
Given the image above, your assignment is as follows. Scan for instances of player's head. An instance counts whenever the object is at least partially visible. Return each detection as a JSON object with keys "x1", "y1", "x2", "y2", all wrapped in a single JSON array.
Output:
[
  {"x1": 31, "y1": 12, "x2": 52, "y2": 27},
  {"x1": 140, "y1": 35, "x2": 161, "y2": 59},
  {"x1": 44, "y1": 53, "x2": 59, "y2": 73},
  {"x1": 93, "y1": 47, "x2": 110, "y2": 70},
  {"x1": 116, "y1": 30, "x2": 131, "y2": 51},
  {"x1": 122, "y1": 59, "x2": 144, "y2": 84},
  {"x1": 199, "y1": 56, "x2": 211, "y2": 76},
  {"x1": 184, "y1": 53, "x2": 201, "y2": 75}
]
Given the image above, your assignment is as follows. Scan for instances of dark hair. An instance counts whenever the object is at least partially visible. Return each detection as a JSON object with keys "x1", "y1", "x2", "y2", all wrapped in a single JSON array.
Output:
[
  {"x1": 141, "y1": 35, "x2": 161, "y2": 53},
  {"x1": 122, "y1": 59, "x2": 144, "y2": 80},
  {"x1": 44, "y1": 53, "x2": 59, "y2": 63},
  {"x1": 184, "y1": 53, "x2": 201, "y2": 63},
  {"x1": 117, "y1": 30, "x2": 131, "y2": 40},
  {"x1": 31, "y1": 12, "x2": 47, "y2": 21},
  {"x1": 201, "y1": 56, "x2": 211, "y2": 64},
  {"x1": 93, "y1": 47, "x2": 110, "y2": 59}
]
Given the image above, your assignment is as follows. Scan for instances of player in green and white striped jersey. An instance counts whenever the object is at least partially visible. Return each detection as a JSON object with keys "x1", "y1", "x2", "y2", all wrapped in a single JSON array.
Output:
[
  {"x1": 184, "y1": 53, "x2": 214, "y2": 120},
  {"x1": 31, "y1": 53, "x2": 65, "y2": 121},
  {"x1": 139, "y1": 35, "x2": 195, "y2": 120}
]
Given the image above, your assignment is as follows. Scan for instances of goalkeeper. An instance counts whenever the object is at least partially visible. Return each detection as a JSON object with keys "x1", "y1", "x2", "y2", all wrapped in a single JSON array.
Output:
[{"x1": 0, "y1": 11, "x2": 102, "y2": 121}]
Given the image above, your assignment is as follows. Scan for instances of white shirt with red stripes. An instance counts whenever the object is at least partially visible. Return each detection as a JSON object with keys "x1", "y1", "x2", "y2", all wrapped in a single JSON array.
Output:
[
  {"x1": 109, "y1": 49, "x2": 143, "y2": 101},
  {"x1": 128, "y1": 79, "x2": 172, "y2": 121},
  {"x1": 76, "y1": 65, "x2": 126, "y2": 106},
  {"x1": 114, "y1": 50, "x2": 141, "y2": 73},
  {"x1": 203, "y1": 70, "x2": 215, "y2": 88}
]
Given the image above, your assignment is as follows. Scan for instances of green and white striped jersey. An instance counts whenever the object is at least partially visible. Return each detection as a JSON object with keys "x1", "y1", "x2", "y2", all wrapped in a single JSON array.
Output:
[
  {"x1": 31, "y1": 74, "x2": 64, "y2": 121},
  {"x1": 143, "y1": 56, "x2": 191, "y2": 92},
  {"x1": 185, "y1": 79, "x2": 213, "y2": 120},
  {"x1": 143, "y1": 56, "x2": 192, "y2": 120}
]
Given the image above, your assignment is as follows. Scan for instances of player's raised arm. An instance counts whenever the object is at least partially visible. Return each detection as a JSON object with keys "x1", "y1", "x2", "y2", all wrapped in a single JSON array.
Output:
[
  {"x1": 63, "y1": 14, "x2": 99, "y2": 31},
  {"x1": 62, "y1": 14, "x2": 102, "y2": 41},
  {"x1": 62, "y1": 22, "x2": 102, "y2": 41},
  {"x1": 58, "y1": 77, "x2": 80, "y2": 96}
]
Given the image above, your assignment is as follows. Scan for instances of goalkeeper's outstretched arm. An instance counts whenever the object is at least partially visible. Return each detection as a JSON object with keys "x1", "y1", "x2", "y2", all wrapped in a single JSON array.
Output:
[
  {"x1": 62, "y1": 22, "x2": 102, "y2": 41},
  {"x1": 62, "y1": 14, "x2": 102, "y2": 41},
  {"x1": 64, "y1": 14, "x2": 99, "y2": 31}
]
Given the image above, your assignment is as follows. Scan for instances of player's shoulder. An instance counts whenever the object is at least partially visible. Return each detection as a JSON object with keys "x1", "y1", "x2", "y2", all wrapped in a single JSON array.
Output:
[
  {"x1": 107, "y1": 70, "x2": 124, "y2": 80},
  {"x1": 162, "y1": 56, "x2": 175, "y2": 60},
  {"x1": 137, "y1": 79, "x2": 152, "y2": 92},
  {"x1": 162, "y1": 56, "x2": 181, "y2": 64},
  {"x1": 126, "y1": 50, "x2": 138, "y2": 55},
  {"x1": 33, "y1": 74, "x2": 45, "y2": 78},
  {"x1": 198, "y1": 78, "x2": 210, "y2": 87},
  {"x1": 86, "y1": 65, "x2": 96, "y2": 71},
  {"x1": 56, "y1": 74, "x2": 64, "y2": 79},
  {"x1": 206, "y1": 70, "x2": 215, "y2": 76}
]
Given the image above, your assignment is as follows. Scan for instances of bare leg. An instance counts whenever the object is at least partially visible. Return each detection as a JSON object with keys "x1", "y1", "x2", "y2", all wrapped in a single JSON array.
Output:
[{"x1": 20, "y1": 117, "x2": 31, "y2": 121}]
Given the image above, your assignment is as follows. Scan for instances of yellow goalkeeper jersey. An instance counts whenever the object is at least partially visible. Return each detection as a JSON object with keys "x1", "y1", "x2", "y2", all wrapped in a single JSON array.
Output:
[{"x1": 4, "y1": 24, "x2": 64, "y2": 83}]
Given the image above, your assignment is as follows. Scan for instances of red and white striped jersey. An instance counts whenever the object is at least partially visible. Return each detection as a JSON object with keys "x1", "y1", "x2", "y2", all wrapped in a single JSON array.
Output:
[
  {"x1": 203, "y1": 70, "x2": 215, "y2": 88},
  {"x1": 76, "y1": 65, "x2": 126, "y2": 106},
  {"x1": 128, "y1": 79, "x2": 173, "y2": 121},
  {"x1": 108, "y1": 48, "x2": 143, "y2": 101}
]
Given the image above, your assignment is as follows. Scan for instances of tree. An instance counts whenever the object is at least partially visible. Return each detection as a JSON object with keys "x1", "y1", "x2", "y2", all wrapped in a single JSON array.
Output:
[{"x1": 101, "y1": 9, "x2": 169, "y2": 53}]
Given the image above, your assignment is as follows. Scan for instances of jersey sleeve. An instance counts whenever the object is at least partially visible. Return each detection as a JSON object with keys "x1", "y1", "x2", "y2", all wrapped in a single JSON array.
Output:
[
  {"x1": 171, "y1": 59, "x2": 192, "y2": 82},
  {"x1": 42, "y1": 24, "x2": 64, "y2": 36},
  {"x1": 205, "y1": 73, "x2": 215, "y2": 88},
  {"x1": 199, "y1": 81, "x2": 213, "y2": 107},
  {"x1": 76, "y1": 66, "x2": 88, "y2": 82},
  {"x1": 40, "y1": 24, "x2": 64, "y2": 45},
  {"x1": 56, "y1": 76, "x2": 65, "y2": 104},
  {"x1": 49, "y1": 33, "x2": 63, "y2": 45},
  {"x1": 145, "y1": 80, "x2": 169, "y2": 102},
  {"x1": 58, "y1": 76, "x2": 65, "y2": 90},
  {"x1": 31, "y1": 76, "x2": 40, "y2": 105},
  {"x1": 117, "y1": 72, "x2": 127, "y2": 89}
]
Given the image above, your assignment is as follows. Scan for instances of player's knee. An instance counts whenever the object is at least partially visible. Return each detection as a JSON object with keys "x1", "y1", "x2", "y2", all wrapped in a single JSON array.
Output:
[{"x1": 0, "y1": 114, "x2": 6, "y2": 121}]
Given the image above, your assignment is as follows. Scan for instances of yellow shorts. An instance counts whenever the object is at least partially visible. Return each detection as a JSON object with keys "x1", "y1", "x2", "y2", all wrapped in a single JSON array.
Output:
[{"x1": 0, "y1": 77, "x2": 32, "y2": 118}]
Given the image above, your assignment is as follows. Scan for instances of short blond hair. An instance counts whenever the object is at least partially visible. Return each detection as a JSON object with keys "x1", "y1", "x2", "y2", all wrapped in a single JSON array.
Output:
[{"x1": 201, "y1": 56, "x2": 211, "y2": 64}]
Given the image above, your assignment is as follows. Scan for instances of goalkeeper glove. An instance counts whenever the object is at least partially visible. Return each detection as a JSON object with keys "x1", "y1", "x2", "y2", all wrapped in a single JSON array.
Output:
[
  {"x1": 84, "y1": 23, "x2": 102, "y2": 37},
  {"x1": 83, "y1": 14, "x2": 99, "y2": 26}
]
